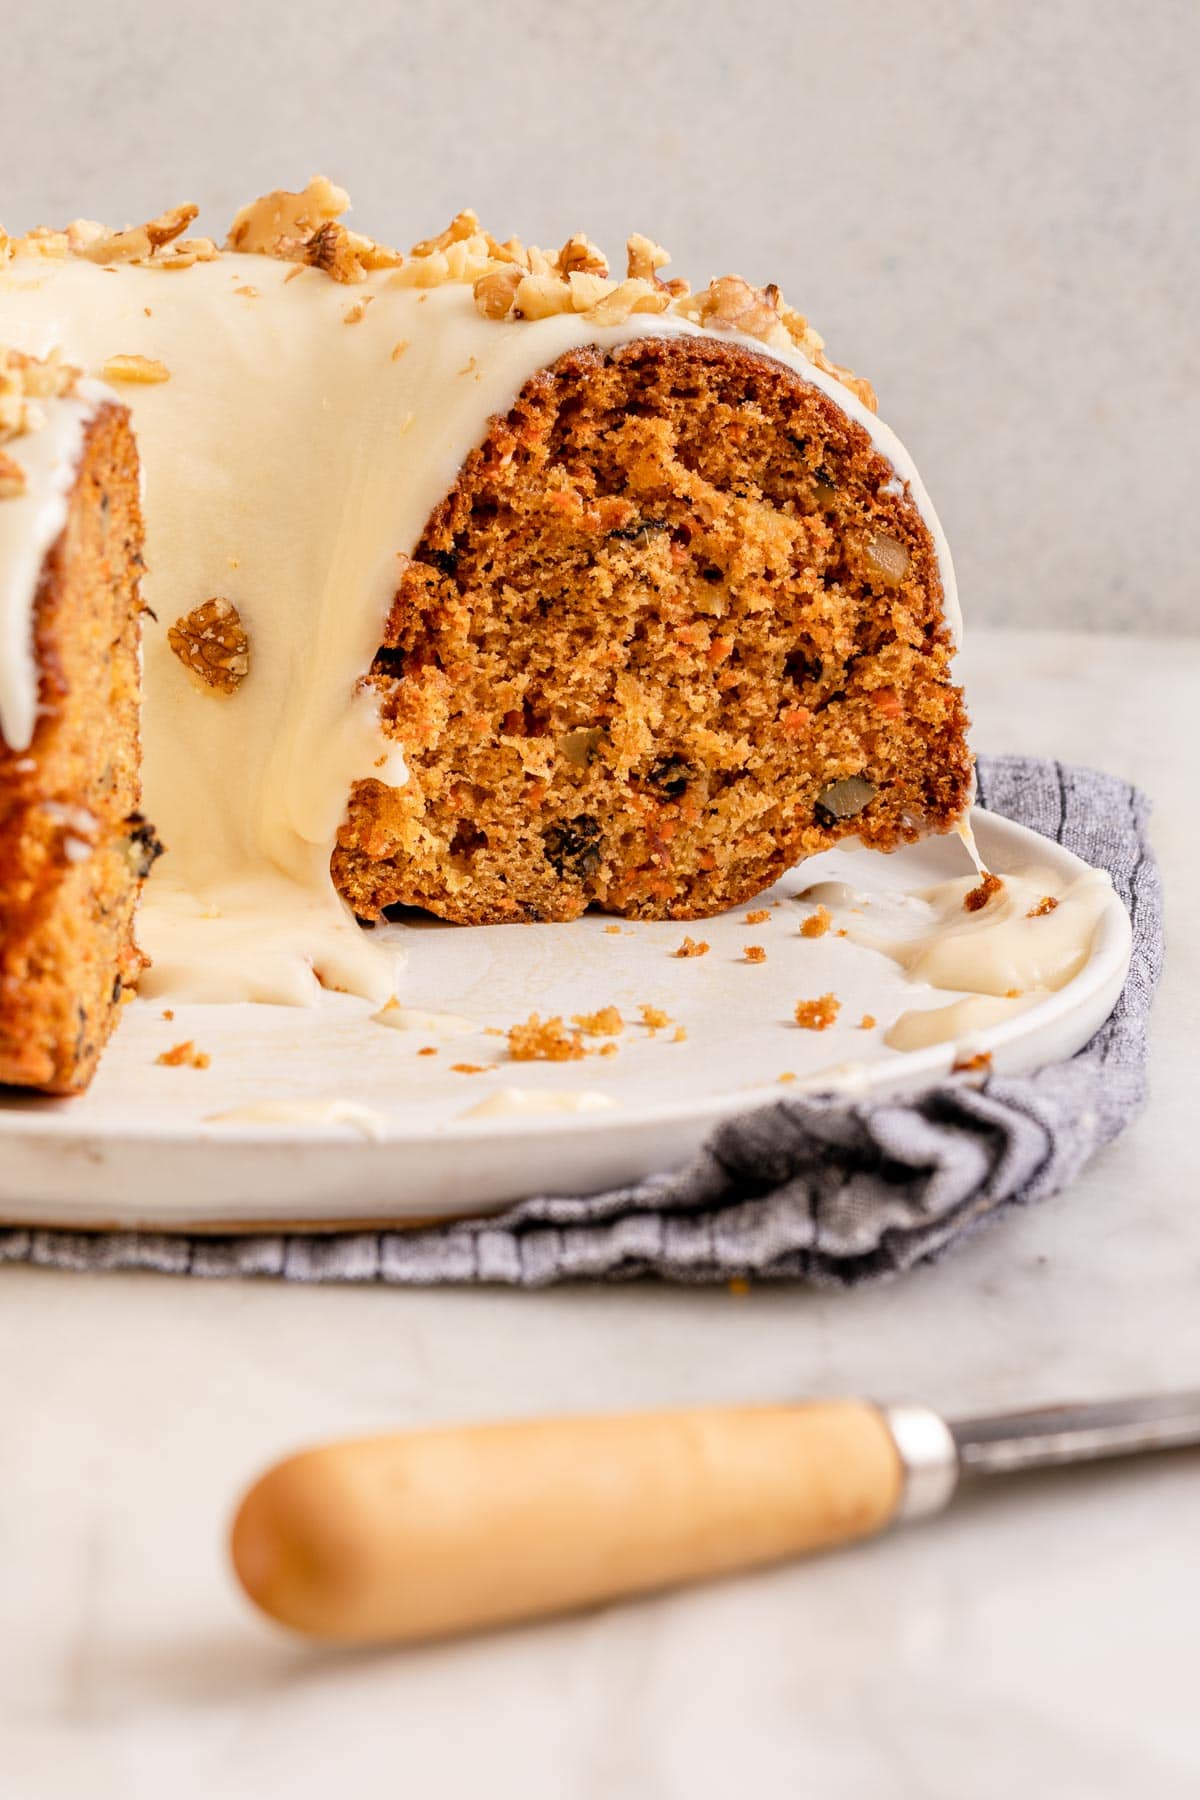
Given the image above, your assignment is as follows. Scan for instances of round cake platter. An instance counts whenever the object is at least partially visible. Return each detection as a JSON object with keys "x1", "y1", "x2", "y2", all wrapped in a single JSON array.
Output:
[{"x1": 0, "y1": 809, "x2": 1131, "y2": 1233}]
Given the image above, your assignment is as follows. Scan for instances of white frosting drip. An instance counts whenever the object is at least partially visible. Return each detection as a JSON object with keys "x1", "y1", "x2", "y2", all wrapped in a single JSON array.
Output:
[
  {"x1": 205, "y1": 1098, "x2": 389, "y2": 1138},
  {"x1": 884, "y1": 991, "x2": 1044, "y2": 1052},
  {"x1": 370, "y1": 998, "x2": 476, "y2": 1036},
  {"x1": 0, "y1": 253, "x2": 958, "y2": 1004},
  {"x1": 0, "y1": 376, "x2": 109, "y2": 751},
  {"x1": 460, "y1": 1086, "x2": 617, "y2": 1120}
]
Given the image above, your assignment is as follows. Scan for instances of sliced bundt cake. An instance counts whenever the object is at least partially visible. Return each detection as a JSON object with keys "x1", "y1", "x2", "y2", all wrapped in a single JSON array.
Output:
[{"x1": 0, "y1": 350, "x2": 157, "y2": 1093}]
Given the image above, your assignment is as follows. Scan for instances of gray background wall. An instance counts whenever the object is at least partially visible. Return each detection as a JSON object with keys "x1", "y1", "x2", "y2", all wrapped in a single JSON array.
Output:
[{"x1": 5, "y1": 0, "x2": 1195, "y2": 634}]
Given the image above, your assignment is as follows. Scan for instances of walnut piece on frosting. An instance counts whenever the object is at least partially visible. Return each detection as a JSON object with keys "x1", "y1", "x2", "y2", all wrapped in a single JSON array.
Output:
[
  {"x1": 102, "y1": 354, "x2": 170, "y2": 385},
  {"x1": 226, "y1": 176, "x2": 402, "y2": 284},
  {"x1": 167, "y1": 597, "x2": 251, "y2": 694},
  {"x1": 77, "y1": 203, "x2": 199, "y2": 265},
  {"x1": 2, "y1": 178, "x2": 874, "y2": 406}
]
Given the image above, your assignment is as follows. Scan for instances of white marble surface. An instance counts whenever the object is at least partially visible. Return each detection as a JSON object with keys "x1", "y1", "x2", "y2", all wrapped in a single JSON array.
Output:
[
  {"x1": 2, "y1": 627, "x2": 1198, "y2": 1799},
  {"x1": 2, "y1": 1, "x2": 1197, "y2": 636}
]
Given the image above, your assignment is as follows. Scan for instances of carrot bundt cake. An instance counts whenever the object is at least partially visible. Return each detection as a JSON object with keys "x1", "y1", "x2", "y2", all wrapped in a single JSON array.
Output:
[{"x1": 0, "y1": 179, "x2": 971, "y2": 1091}]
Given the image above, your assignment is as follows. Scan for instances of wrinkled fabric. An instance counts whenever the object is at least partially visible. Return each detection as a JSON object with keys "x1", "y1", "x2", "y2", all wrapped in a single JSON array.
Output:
[{"x1": 0, "y1": 756, "x2": 1161, "y2": 1288}]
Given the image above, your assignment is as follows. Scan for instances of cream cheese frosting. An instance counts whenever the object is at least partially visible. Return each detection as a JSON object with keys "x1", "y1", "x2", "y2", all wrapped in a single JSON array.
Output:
[
  {"x1": 0, "y1": 226, "x2": 960, "y2": 1007},
  {"x1": 0, "y1": 372, "x2": 110, "y2": 751}
]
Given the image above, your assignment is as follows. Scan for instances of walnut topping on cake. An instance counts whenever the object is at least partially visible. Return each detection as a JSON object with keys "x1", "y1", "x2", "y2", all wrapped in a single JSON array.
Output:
[
  {"x1": 2, "y1": 180, "x2": 874, "y2": 405},
  {"x1": 102, "y1": 355, "x2": 170, "y2": 385},
  {"x1": 76, "y1": 204, "x2": 200, "y2": 265},
  {"x1": 226, "y1": 177, "x2": 402, "y2": 283},
  {"x1": 167, "y1": 597, "x2": 251, "y2": 693}
]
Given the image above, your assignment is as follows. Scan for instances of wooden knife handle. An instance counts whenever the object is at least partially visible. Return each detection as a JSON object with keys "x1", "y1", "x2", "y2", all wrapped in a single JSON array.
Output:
[{"x1": 231, "y1": 1400, "x2": 903, "y2": 1644}]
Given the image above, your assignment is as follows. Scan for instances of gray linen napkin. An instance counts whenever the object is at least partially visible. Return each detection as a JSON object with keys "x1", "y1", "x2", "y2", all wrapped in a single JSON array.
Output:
[{"x1": 0, "y1": 754, "x2": 1162, "y2": 1287}]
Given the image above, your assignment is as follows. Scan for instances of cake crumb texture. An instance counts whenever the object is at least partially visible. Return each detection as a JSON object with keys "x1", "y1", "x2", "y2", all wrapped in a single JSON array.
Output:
[
  {"x1": 335, "y1": 336, "x2": 970, "y2": 926},
  {"x1": 794, "y1": 993, "x2": 840, "y2": 1031}
]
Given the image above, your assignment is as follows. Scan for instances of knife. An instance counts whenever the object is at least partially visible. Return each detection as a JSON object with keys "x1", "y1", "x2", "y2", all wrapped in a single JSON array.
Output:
[{"x1": 231, "y1": 1391, "x2": 1200, "y2": 1645}]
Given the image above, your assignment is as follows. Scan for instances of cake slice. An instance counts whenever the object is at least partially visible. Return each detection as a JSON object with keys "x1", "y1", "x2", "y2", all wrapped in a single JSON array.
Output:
[
  {"x1": 0, "y1": 349, "x2": 158, "y2": 1093},
  {"x1": 335, "y1": 332, "x2": 971, "y2": 924}
]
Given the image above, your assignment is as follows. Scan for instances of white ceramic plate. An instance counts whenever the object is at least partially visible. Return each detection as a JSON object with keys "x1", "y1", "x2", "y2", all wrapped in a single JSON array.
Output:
[{"x1": 0, "y1": 809, "x2": 1131, "y2": 1231}]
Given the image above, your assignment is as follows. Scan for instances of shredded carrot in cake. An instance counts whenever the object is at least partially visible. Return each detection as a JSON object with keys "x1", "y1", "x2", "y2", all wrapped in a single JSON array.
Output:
[
  {"x1": 507, "y1": 1013, "x2": 586, "y2": 1061},
  {"x1": 800, "y1": 905, "x2": 832, "y2": 939},
  {"x1": 156, "y1": 1040, "x2": 210, "y2": 1069},
  {"x1": 794, "y1": 993, "x2": 839, "y2": 1031},
  {"x1": 964, "y1": 871, "x2": 1003, "y2": 912}
]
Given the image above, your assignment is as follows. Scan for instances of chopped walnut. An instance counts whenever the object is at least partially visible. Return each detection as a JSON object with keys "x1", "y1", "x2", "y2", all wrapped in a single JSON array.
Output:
[
  {"x1": 343, "y1": 295, "x2": 374, "y2": 324},
  {"x1": 507, "y1": 1012, "x2": 586, "y2": 1062},
  {"x1": 226, "y1": 177, "x2": 401, "y2": 281},
  {"x1": 305, "y1": 220, "x2": 365, "y2": 285},
  {"x1": 167, "y1": 597, "x2": 251, "y2": 693},
  {"x1": 585, "y1": 277, "x2": 670, "y2": 326},
  {"x1": 156, "y1": 1040, "x2": 210, "y2": 1069},
  {"x1": 77, "y1": 203, "x2": 199, "y2": 266},
  {"x1": 227, "y1": 176, "x2": 348, "y2": 254},
  {"x1": 102, "y1": 354, "x2": 170, "y2": 384},
  {"x1": 683, "y1": 274, "x2": 782, "y2": 339},
  {"x1": 794, "y1": 993, "x2": 840, "y2": 1031},
  {"x1": 515, "y1": 272, "x2": 573, "y2": 319},
  {"x1": 153, "y1": 236, "x2": 220, "y2": 271},
  {"x1": 674, "y1": 936, "x2": 710, "y2": 958},
  {"x1": 473, "y1": 267, "x2": 523, "y2": 320},
  {"x1": 560, "y1": 234, "x2": 609, "y2": 278},
  {"x1": 411, "y1": 210, "x2": 481, "y2": 258},
  {"x1": 625, "y1": 233, "x2": 687, "y2": 296}
]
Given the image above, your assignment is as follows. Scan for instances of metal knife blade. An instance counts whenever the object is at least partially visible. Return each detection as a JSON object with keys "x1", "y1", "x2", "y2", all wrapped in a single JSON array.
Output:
[
  {"x1": 886, "y1": 1390, "x2": 1200, "y2": 1522},
  {"x1": 949, "y1": 1389, "x2": 1200, "y2": 1477}
]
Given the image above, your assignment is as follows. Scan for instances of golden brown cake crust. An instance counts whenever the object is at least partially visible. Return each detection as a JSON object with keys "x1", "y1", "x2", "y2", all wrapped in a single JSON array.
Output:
[
  {"x1": 0, "y1": 403, "x2": 158, "y2": 1094},
  {"x1": 333, "y1": 335, "x2": 972, "y2": 925}
]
